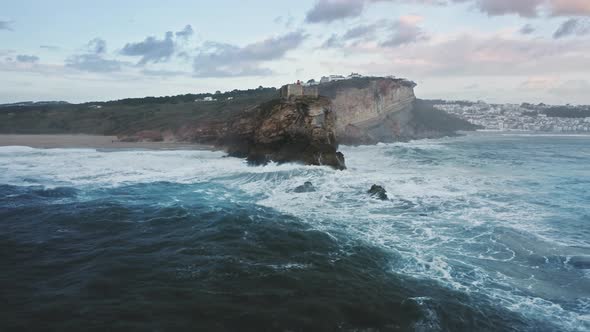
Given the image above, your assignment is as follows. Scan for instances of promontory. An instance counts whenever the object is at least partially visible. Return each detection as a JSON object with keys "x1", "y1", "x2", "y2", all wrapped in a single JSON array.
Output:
[{"x1": 0, "y1": 76, "x2": 478, "y2": 169}]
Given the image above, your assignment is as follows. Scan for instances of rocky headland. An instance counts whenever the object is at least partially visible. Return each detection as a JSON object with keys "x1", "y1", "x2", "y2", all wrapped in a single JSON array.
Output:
[
  {"x1": 221, "y1": 96, "x2": 346, "y2": 170},
  {"x1": 0, "y1": 77, "x2": 477, "y2": 169},
  {"x1": 165, "y1": 78, "x2": 475, "y2": 168}
]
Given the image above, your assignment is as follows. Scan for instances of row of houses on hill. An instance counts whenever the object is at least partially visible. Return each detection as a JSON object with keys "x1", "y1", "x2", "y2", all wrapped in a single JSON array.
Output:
[
  {"x1": 302, "y1": 73, "x2": 364, "y2": 86},
  {"x1": 280, "y1": 73, "x2": 415, "y2": 98}
]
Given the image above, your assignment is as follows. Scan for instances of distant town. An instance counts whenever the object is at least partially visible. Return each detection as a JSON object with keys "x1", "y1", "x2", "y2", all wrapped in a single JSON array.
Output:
[{"x1": 436, "y1": 101, "x2": 590, "y2": 133}]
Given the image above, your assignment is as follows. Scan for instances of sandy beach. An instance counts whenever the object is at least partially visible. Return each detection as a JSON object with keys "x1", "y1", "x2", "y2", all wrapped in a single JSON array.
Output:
[{"x1": 0, "y1": 135, "x2": 215, "y2": 150}]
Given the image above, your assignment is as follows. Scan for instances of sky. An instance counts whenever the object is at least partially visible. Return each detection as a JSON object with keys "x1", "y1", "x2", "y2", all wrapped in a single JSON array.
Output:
[{"x1": 1, "y1": 0, "x2": 590, "y2": 104}]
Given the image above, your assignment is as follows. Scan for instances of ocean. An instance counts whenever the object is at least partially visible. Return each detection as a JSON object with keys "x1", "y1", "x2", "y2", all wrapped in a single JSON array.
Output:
[{"x1": 1, "y1": 133, "x2": 589, "y2": 331}]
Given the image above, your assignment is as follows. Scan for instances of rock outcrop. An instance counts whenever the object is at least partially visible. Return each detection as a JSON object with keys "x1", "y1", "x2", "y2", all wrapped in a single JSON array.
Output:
[
  {"x1": 221, "y1": 96, "x2": 346, "y2": 170},
  {"x1": 294, "y1": 181, "x2": 316, "y2": 193},
  {"x1": 368, "y1": 185, "x2": 388, "y2": 200}
]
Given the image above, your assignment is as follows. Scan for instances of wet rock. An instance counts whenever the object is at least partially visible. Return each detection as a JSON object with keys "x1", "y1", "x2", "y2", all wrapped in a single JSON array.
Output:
[
  {"x1": 294, "y1": 181, "x2": 316, "y2": 193},
  {"x1": 368, "y1": 185, "x2": 388, "y2": 200}
]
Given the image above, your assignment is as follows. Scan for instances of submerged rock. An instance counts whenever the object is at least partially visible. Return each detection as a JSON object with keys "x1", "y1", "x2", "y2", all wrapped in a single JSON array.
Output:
[
  {"x1": 294, "y1": 181, "x2": 316, "y2": 193},
  {"x1": 368, "y1": 185, "x2": 388, "y2": 200},
  {"x1": 568, "y1": 256, "x2": 590, "y2": 269}
]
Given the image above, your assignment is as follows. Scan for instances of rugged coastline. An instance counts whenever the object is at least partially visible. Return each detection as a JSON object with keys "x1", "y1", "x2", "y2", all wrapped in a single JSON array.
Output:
[{"x1": 0, "y1": 77, "x2": 477, "y2": 168}]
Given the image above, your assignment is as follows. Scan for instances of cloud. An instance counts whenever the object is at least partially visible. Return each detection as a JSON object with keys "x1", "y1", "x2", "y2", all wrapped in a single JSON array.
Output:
[
  {"x1": 321, "y1": 17, "x2": 428, "y2": 49},
  {"x1": 381, "y1": 16, "x2": 429, "y2": 47},
  {"x1": 88, "y1": 38, "x2": 107, "y2": 54},
  {"x1": 175, "y1": 25, "x2": 194, "y2": 39},
  {"x1": 455, "y1": 0, "x2": 590, "y2": 17},
  {"x1": 66, "y1": 38, "x2": 123, "y2": 73},
  {"x1": 121, "y1": 31, "x2": 175, "y2": 65},
  {"x1": 453, "y1": 0, "x2": 544, "y2": 18},
  {"x1": 305, "y1": 0, "x2": 516, "y2": 23},
  {"x1": 343, "y1": 23, "x2": 380, "y2": 40},
  {"x1": 65, "y1": 54, "x2": 123, "y2": 73},
  {"x1": 304, "y1": 0, "x2": 590, "y2": 23},
  {"x1": 553, "y1": 18, "x2": 590, "y2": 38},
  {"x1": 305, "y1": 0, "x2": 365, "y2": 23},
  {"x1": 520, "y1": 24, "x2": 535, "y2": 34},
  {"x1": 193, "y1": 31, "x2": 307, "y2": 77},
  {"x1": 347, "y1": 32, "x2": 590, "y2": 79},
  {"x1": 16, "y1": 55, "x2": 40, "y2": 63},
  {"x1": 550, "y1": 0, "x2": 590, "y2": 16},
  {"x1": 322, "y1": 34, "x2": 343, "y2": 48},
  {"x1": 304, "y1": 0, "x2": 439, "y2": 23},
  {"x1": 322, "y1": 22, "x2": 381, "y2": 48},
  {"x1": 0, "y1": 20, "x2": 13, "y2": 31}
]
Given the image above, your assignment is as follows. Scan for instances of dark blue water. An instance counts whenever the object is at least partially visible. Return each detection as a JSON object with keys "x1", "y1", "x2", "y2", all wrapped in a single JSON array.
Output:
[{"x1": 1, "y1": 133, "x2": 589, "y2": 331}]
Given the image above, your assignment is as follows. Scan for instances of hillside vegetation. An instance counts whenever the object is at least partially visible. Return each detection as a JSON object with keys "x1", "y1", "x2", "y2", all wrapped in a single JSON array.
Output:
[
  {"x1": 0, "y1": 86, "x2": 478, "y2": 141},
  {"x1": 0, "y1": 88, "x2": 279, "y2": 135}
]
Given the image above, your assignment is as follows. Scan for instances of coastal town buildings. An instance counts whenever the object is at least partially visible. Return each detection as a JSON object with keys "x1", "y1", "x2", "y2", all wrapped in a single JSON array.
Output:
[
  {"x1": 319, "y1": 73, "x2": 364, "y2": 84},
  {"x1": 436, "y1": 102, "x2": 590, "y2": 132},
  {"x1": 195, "y1": 96, "x2": 217, "y2": 102}
]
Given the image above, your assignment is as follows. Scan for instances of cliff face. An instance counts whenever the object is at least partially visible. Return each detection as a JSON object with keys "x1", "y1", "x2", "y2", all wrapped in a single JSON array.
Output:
[
  {"x1": 220, "y1": 96, "x2": 346, "y2": 170},
  {"x1": 319, "y1": 78, "x2": 476, "y2": 145},
  {"x1": 319, "y1": 78, "x2": 415, "y2": 144}
]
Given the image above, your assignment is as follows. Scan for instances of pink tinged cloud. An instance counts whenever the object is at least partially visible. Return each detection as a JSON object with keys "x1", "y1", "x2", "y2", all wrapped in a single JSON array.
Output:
[
  {"x1": 550, "y1": 0, "x2": 590, "y2": 16},
  {"x1": 475, "y1": 0, "x2": 544, "y2": 17}
]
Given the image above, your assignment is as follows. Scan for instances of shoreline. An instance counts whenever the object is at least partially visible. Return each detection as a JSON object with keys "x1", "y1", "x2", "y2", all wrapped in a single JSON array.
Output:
[{"x1": 0, "y1": 134, "x2": 216, "y2": 150}]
